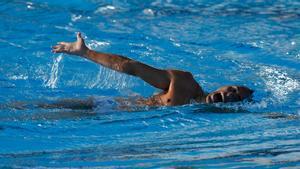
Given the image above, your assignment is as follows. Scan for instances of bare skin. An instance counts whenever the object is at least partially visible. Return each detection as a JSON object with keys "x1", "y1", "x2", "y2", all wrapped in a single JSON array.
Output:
[{"x1": 52, "y1": 33, "x2": 253, "y2": 106}]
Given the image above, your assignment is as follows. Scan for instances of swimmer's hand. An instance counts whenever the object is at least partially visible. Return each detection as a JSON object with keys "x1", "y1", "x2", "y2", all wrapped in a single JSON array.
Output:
[{"x1": 52, "y1": 32, "x2": 89, "y2": 56}]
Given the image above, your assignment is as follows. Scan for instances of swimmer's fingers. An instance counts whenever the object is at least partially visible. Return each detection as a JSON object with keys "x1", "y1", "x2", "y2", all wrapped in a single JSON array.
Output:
[
  {"x1": 51, "y1": 45, "x2": 62, "y2": 53},
  {"x1": 51, "y1": 44, "x2": 67, "y2": 53}
]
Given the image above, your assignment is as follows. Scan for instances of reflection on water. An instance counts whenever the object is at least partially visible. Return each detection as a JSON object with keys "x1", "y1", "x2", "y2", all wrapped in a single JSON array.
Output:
[{"x1": 0, "y1": 0, "x2": 299, "y2": 168}]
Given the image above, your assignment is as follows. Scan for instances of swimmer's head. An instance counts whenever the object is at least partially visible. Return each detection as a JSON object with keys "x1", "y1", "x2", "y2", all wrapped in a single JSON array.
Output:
[{"x1": 205, "y1": 86, "x2": 253, "y2": 103}]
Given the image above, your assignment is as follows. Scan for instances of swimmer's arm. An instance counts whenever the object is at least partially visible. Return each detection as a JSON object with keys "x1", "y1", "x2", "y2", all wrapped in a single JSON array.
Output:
[
  {"x1": 85, "y1": 50, "x2": 170, "y2": 90},
  {"x1": 52, "y1": 33, "x2": 170, "y2": 90}
]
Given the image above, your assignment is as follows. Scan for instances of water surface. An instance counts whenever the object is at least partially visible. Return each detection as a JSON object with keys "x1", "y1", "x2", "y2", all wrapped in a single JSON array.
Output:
[{"x1": 0, "y1": 0, "x2": 299, "y2": 168}]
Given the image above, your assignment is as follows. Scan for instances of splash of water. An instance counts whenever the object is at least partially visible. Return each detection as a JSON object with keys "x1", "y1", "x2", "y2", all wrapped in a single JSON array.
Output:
[
  {"x1": 45, "y1": 54, "x2": 63, "y2": 88},
  {"x1": 259, "y1": 66, "x2": 299, "y2": 102},
  {"x1": 88, "y1": 66, "x2": 134, "y2": 90}
]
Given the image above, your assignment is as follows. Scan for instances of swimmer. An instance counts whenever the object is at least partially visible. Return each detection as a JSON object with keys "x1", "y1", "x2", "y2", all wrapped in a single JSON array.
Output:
[{"x1": 52, "y1": 32, "x2": 253, "y2": 107}]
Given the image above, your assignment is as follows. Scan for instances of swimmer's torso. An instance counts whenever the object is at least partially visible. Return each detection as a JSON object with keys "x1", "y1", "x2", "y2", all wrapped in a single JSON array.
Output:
[{"x1": 116, "y1": 70, "x2": 204, "y2": 107}]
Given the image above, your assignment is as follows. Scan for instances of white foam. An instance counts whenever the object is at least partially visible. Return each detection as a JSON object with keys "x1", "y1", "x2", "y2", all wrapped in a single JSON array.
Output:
[
  {"x1": 54, "y1": 25, "x2": 77, "y2": 32},
  {"x1": 9, "y1": 75, "x2": 28, "y2": 80},
  {"x1": 94, "y1": 5, "x2": 116, "y2": 14},
  {"x1": 87, "y1": 40, "x2": 110, "y2": 50},
  {"x1": 26, "y1": 2, "x2": 34, "y2": 10},
  {"x1": 296, "y1": 53, "x2": 300, "y2": 60},
  {"x1": 45, "y1": 54, "x2": 63, "y2": 88},
  {"x1": 258, "y1": 66, "x2": 299, "y2": 102},
  {"x1": 143, "y1": 8, "x2": 155, "y2": 16},
  {"x1": 0, "y1": 38, "x2": 27, "y2": 49},
  {"x1": 71, "y1": 14, "x2": 82, "y2": 22}
]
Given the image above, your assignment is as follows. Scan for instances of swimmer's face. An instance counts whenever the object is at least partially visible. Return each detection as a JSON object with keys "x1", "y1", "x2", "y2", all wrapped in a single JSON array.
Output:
[{"x1": 206, "y1": 86, "x2": 253, "y2": 103}]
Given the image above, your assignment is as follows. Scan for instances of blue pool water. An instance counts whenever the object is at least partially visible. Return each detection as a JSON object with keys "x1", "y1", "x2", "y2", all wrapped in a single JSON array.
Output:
[{"x1": 0, "y1": 0, "x2": 300, "y2": 168}]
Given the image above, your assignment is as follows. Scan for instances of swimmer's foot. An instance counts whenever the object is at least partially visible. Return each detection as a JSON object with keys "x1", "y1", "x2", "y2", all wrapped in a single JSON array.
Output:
[{"x1": 52, "y1": 32, "x2": 89, "y2": 56}]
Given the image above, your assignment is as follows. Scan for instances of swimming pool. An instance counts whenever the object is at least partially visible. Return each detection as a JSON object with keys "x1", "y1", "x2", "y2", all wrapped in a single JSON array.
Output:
[{"x1": 0, "y1": 0, "x2": 299, "y2": 168}]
